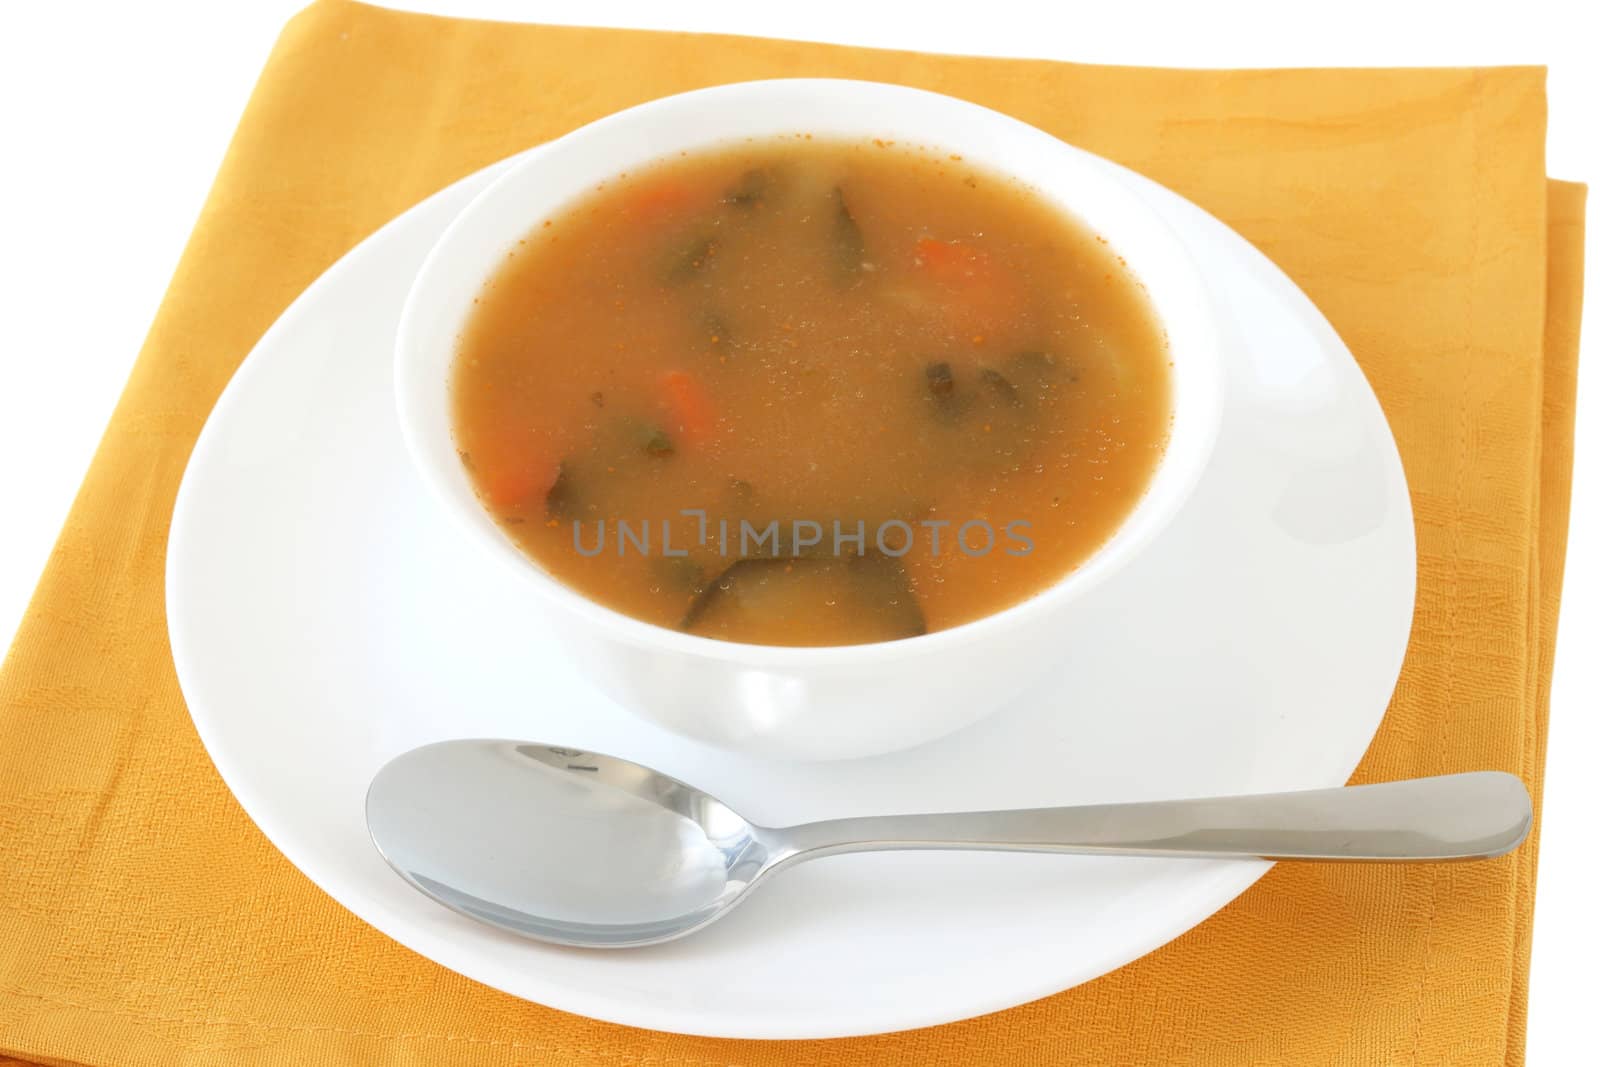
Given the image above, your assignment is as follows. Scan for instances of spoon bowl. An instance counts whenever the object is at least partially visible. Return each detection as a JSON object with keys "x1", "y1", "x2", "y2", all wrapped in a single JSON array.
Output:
[
  {"x1": 367, "y1": 739, "x2": 1531, "y2": 949},
  {"x1": 366, "y1": 741, "x2": 771, "y2": 946}
]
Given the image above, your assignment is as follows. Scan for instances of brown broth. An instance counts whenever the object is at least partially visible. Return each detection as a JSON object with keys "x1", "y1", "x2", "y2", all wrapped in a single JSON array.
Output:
[{"x1": 451, "y1": 138, "x2": 1171, "y2": 646}]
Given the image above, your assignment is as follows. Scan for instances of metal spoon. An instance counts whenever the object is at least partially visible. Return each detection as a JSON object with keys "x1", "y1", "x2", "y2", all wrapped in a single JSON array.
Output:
[{"x1": 365, "y1": 739, "x2": 1531, "y2": 948}]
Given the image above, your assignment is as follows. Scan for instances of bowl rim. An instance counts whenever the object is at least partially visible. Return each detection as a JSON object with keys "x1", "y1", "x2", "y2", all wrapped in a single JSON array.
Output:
[{"x1": 394, "y1": 77, "x2": 1225, "y2": 666}]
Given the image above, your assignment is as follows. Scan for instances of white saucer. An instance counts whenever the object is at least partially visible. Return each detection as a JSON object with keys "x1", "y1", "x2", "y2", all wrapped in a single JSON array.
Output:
[{"x1": 166, "y1": 150, "x2": 1415, "y2": 1040}]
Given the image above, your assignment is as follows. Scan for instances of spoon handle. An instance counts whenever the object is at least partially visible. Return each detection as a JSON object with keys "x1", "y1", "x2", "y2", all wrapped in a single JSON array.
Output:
[{"x1": 772, "y1": 772, "x2": 1531, "y2": 863}]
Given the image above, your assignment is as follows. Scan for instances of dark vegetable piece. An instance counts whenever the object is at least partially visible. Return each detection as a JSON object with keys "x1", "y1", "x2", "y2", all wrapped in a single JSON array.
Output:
[
  {"x1": 654, "y1": 556, "x2": 708, "y2": 595},
  {"x1": 830, "y1": 186, "x2": 866, "y2": 281},
  {"x1": 849, "y1": 551, "x2": 928, "y2": 638},
  {"x1": 676, "y1": 566, "x2": 717, "y2": 630},
  {"x1": 589, "y1": 391, "x2": 606, "y2": 408},
  {"x1": 978, "y1": 367, "x2": 1021, "y2": 406},
  {"x1": 679, "y1": 557, "x2": 780, "y2": 631},
  {"x1": 640, "y1": 426, "x2": 676, "y2": 457},
  {"x1": 679, "y1": 551, "x2": 926, "y2": 639},
  {"x1": 545, "y1": 461, "x2": 575, "y2": 518},
  {"x1": 922, "y1": 360, "x2": 968, "y2": 423},
  {"x1": 722, "y1": 168, "x2": 771, "y2": 208},
  {"x1": 664, "y1": 235, "x2": 718, "y2": 284}
]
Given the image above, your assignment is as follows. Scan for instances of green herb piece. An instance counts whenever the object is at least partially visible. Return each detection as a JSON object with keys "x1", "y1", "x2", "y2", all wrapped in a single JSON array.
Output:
[
  {"x1": 830, "y1": 186, "x2": 865, "y2": 281},
  {"x1": 640, "y1": 426, "x2": 675, "y2": 457},
  {"x1": 545, "y1": 461, "x2": 575, "y2": 518},
  {"x1": 722, "y1": 168, "x2": 771, "y2": 208}
]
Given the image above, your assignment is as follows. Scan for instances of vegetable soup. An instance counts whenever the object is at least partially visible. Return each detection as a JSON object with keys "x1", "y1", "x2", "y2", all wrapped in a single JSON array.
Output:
[{"x1": 451, "y1": 138, "x2": 1171, "y2": 646}]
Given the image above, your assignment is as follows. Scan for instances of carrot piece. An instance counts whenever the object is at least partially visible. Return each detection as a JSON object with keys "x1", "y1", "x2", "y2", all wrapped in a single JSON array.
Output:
[
  {"x1": 913, "y1": 238, "x2": 1024, "y2": 333},
  {"x1": 482, "y1": 451, "x2": 561, "y2": 511},
  {"x1": 915, "y1": 237, "x2": 975, "y2": 275},
  {"x1": 627, "y1": 179, "x2": 696, "y2": 224},
  {"x1": 660, "y1": 370, "x2": 716, "y2": 444}
]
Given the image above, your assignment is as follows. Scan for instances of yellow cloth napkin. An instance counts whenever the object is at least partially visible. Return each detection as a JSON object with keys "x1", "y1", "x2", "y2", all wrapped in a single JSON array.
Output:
[{"x1": 0, "y1": 2, "x2": 1585, "y2": 1064}]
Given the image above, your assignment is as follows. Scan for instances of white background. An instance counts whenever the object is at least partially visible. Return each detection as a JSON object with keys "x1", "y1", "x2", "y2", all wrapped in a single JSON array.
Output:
[{"x1": 0, "y1": 0, "x2": 1591, "y2": 1058}]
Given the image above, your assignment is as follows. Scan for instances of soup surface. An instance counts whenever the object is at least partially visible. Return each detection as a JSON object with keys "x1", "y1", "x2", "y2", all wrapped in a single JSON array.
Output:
[{"x1": 451, "y1": 137, "x2": 1171, "y2": 646}]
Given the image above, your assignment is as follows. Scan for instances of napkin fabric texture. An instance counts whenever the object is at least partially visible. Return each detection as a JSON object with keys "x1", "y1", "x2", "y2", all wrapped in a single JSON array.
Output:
[{"x1": 0, "y1": 2, "x2": 1585, "y2": 1064}]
